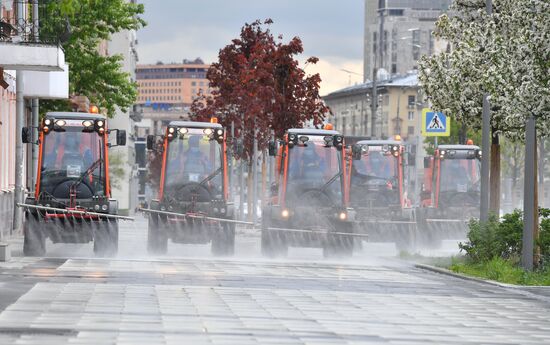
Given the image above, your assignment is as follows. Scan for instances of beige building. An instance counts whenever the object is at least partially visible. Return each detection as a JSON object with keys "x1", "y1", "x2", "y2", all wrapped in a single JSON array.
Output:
[
  {"x1": 136, "y1": 60, "x2": 211, "y2": 108},
  {"x1": 323, "y1": 73, "x2": 423, "y2": 141}
]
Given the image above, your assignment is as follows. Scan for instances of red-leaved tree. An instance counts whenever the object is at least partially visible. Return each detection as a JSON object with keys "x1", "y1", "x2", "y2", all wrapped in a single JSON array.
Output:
[{"x1": 191, "y1": 19, "x2": 329, "y2": 159}]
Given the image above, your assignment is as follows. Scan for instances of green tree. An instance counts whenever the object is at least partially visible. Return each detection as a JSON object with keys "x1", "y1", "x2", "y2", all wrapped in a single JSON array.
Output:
[{"x1": 41, "y1": 0, "x2": 146, "y2": 117}]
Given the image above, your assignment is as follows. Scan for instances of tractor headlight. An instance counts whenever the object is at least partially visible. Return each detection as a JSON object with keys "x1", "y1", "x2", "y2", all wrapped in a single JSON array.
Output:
[
  {"x1": 338, "y1": 211, "x2": 347, "y2": 220},
  {"x1": 178, "y1": 127, "x2": 188, "y2": 135},
  {"x1": 220, "y1": 208, "x2": 226, "y2": 214},
  {"x1": 216, "y1": 129, "x2": 223, "y2": 136},
  {"x1": 44, "y1": 119, "x2": 52, "y2": 126},
  {"x1": 281, "y1": 209, "x2": 290, "y2": 218},
  {"x1": 94, "y1": 204, "x2": 100, "y2": 211},
  {"x1": 213, "y1": 207, "x2": 219, "y2": 214},
  {"x1": 101, "y1": 204, "x2": 108, "y2": 211},
  {"x1": 55, "y1": 120, "x2": 66, "y2": 127},
  {"x1": 203, "y1": 128, "x2": 213, "y2": 135},
  {"x1": 82, "y1": 120, "x2": 94, "y2": 128}
]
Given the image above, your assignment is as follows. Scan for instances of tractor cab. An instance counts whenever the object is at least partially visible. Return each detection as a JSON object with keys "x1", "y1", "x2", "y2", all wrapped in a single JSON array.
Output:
[
  {"x1": 262, "y1": 127, "x2": 356, "y2": 258},
  {"x1": 350, "y1": 139, "x2": 409, "y2": 215},
  {"x1": 21, "y1": 111, "x2": 127, "y2": 257},
  {"x1": 277, "y1": 128, "x2": 347, "y2": 209},
  {"x1": 421, "y1": 144, "x2": 481, "y2": 212},
  {"x1": 145, "y1": 120, "x2": 235, "y2": 256}
]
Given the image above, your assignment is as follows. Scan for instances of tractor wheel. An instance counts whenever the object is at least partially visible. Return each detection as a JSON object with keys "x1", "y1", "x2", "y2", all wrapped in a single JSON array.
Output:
[
  {"x1": 260, "y1": 209, "x2": 287, "y2": 258},
  {"x1": 323, "y1": 223, "x2": 353, "y2": 258},
  {"x1": 147, "y1": 213, "x2": 168, "y2": 255},
  {"x1": 23, "y1": 212, "x2": 46, "y2": 257},
  {"x1": 211, "y1": 222, "x2": 235, "y2": 256},
  {"x1": 94, "y1": 220, "x2": 118, "y2": 257}
]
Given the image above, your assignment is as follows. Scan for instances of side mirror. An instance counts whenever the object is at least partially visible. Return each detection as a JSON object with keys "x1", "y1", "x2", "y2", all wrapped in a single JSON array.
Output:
[
  {"x1": 351, "y1": 145, "x2": 362, "y2": 160},
  {"x1": 22, "y1": 127, "x2": 32, "y2": 144},
  {"x1": 146, "y1": 135, "x2": 155, "y2": 150},
  {"x1": 116, "y1": 130, "x2": 127, "y2": 146},
  {"x1": 268, "y1": 141, "x2": 277, "y2": 156}
]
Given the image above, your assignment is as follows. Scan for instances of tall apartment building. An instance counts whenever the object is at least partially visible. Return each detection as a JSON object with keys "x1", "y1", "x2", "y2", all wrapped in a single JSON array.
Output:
[
  {"x1": 363, "y1": 0, "x2": 452, "y2": 81},
  {"x1": 135, "y1": 60, "x2": 211, "y2": 109}
]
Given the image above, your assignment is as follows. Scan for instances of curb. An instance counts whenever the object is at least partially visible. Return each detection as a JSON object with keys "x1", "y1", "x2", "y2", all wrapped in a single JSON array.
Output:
[
  {"x1": 414, "y1": 263, "x2": 513, "y2": 287},
  {"x1": 415, "y1": 262, "x2": 550, "y2": 304}
]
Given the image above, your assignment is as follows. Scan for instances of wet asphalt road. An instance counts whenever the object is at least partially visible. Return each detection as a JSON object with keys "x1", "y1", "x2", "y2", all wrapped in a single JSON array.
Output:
[{"x1": 0, "y1": 216, "x2": 550, "y2": 344}]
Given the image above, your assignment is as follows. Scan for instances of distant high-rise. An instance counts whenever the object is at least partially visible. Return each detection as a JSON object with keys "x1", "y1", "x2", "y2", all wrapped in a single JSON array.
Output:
[{"x1": 363, "y1": 0, "x2": 452, "y2": 81}]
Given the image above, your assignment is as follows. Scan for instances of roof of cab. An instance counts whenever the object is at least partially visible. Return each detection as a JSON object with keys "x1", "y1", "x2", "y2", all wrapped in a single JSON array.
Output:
[
  {"x1": 168, "y1": 121, "x2": 222, "y2": 129},
  {"x1": 357, "y1": 139, "x2": 402, "y2": 146},
  {"x1": 438, "y1": 144, "x2": 480, "y2": 150},
  {"x1": 45, "y1": 112, "x2": 106, "y2": 120},
  {"x1": 287, "y1": 128, "x2": 340, "y2": 136}
]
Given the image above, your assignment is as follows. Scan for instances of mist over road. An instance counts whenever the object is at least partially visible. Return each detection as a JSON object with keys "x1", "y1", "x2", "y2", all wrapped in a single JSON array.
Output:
[{"x1": 0, "y1": 217, "x2": 549, "y2": 344}]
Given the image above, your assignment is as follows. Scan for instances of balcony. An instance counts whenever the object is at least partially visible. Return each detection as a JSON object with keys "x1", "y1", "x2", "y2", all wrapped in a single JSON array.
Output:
[{"x1": 0, "y1": 1, "x2": 66, "y2": 71}]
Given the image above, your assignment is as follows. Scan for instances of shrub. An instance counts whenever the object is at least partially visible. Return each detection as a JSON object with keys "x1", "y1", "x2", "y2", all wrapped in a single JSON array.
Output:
[{"x1": 459, "y1": 208, "x2": 550, "y2": 266}]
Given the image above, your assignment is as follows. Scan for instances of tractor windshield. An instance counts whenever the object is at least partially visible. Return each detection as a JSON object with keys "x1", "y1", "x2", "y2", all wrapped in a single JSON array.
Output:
[
  {"x1": 40, "y1": 126, "x2": 105, "y2": 198},
  {"x1": 164, "y1": 129, "x2": 223, "y2": 197},
  {"x1": 352, "y1": 146, "x2": 397, "y2": 183},
  {"x1": 286, "y1": 136, "x2": 342, "y2": 204},
  {"x1": 439, "y1": 158, "x2": 481, "y2": 193}
]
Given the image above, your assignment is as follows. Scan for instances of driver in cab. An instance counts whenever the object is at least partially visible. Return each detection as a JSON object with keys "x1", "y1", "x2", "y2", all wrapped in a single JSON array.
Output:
[
  {"x1": 170, "y1": 135, "x2": 212, "y2": 183},
  {"x1": 289, "y1": 143, "x2": 326, "y2": 182}
]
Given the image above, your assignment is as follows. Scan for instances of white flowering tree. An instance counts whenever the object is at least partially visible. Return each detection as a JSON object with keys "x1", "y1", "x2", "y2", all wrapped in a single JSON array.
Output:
[{"x1": 419, "y1": 0, "x2": 550, "y2": 213}]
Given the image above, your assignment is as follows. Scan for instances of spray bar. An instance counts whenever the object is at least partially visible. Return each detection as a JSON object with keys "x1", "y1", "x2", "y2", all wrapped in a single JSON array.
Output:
[
  {"x1": 425, "y1": 218, "x2": 467, "y2": 223},
  {"x1": 17, "y1": 203, "x2": 135, "y2": 221},
  {"x1": 266, "y1": 226, "x2": 369, "y2": 238},
  {"x1": 140, "y1": 208, "x2": 256, "y2": 226},
  {"x1": 361, "y1": 220, "x2": 416, "y2": 225}
]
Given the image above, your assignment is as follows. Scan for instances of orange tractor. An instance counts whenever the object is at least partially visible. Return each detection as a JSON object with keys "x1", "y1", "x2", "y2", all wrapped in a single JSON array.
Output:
[
  {"x1": 20, "y1": 111, "x2": 129, "y2": 257},
  {"x1": 262, "y1": 127, "x2": 358, "y2": 257},
  {"x1": 349, "y1": 139, "x2": 415, "y2": 251},
  {"x1": 417, "y1": 144, "x2": 482, "y2": 246},
  {"x1": 144, "y1": 120, "x2": 238, "y2": 256}
]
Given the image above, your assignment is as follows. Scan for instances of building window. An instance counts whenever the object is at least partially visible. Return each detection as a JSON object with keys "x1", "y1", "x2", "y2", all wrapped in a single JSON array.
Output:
[
  {"x1": 391, "y1": 64, "x2": 397, "y2": 74},
  {"x1": 408, "y1": 111, "x2": 415, "y2": 120},
  {"x1": 388, "y1": 9, "x2": 404, "y2": 16},
  {"x1": 408, "y1": 95, "x2": 416, "y2": 106},
  {"x1": 408, "y1": 126, "x2": 415, "y2": 135}
]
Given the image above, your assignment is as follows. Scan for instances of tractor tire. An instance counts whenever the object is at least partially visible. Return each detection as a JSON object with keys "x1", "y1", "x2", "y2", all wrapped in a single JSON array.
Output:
[
  {"x1": 260, "y1": 209, "x2": 287, "y2": 258},
  {"x1": 23, "y1": 212, "x2": 46, "y2": 257},
  {"x1": 147, "y1": 213, "x2": 168, "y2": 255},
  {"x1": 323, "y1": 223, "x2": 353, "y2": 258},
  {"x1": 94, "y1": 220, "x2": 118, "y2": 257},
  {"x1": 211, "y1": 222, "x2": 235, "y2": 256}
]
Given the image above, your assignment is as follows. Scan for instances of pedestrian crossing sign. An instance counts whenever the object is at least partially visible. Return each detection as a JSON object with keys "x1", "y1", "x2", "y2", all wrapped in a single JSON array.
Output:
[{"x1": 421, "y1": 108, "x2": 450, "y2": 137}]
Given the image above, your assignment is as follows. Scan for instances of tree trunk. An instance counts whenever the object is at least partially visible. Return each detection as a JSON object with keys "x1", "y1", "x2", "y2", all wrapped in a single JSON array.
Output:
[
  {"x1": 489, "y1": 132, "x2": 500, "y2": 215},
  {"x1": 247, "y1": 160, "x2": 253, "y2": 222},
  {"x1": 261, "y1": 150, "x2": 267, "y2": 204}
]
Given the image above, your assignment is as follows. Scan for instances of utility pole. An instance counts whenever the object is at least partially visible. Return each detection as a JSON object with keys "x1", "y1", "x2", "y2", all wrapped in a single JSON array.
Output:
[
  {"x1": 479, "y1": 0, "x2": 492, "y2": 223},
  {"x1": 371, "y1": 2, "x2": 385, "y2": 139}
]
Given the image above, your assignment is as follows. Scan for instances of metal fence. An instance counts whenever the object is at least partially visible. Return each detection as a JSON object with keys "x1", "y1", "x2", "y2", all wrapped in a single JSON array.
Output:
[
  {"x1": 0, "y1": 1, "x2": 67, "y2": 45},
  {"x1": 0, "y1": 191, "x2": 13, "y2": 240}
]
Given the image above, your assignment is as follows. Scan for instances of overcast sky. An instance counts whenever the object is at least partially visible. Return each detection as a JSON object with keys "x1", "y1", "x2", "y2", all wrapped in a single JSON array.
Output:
[{"x1": 137, "y1": 0, "x2": 365, "y2": 95}]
